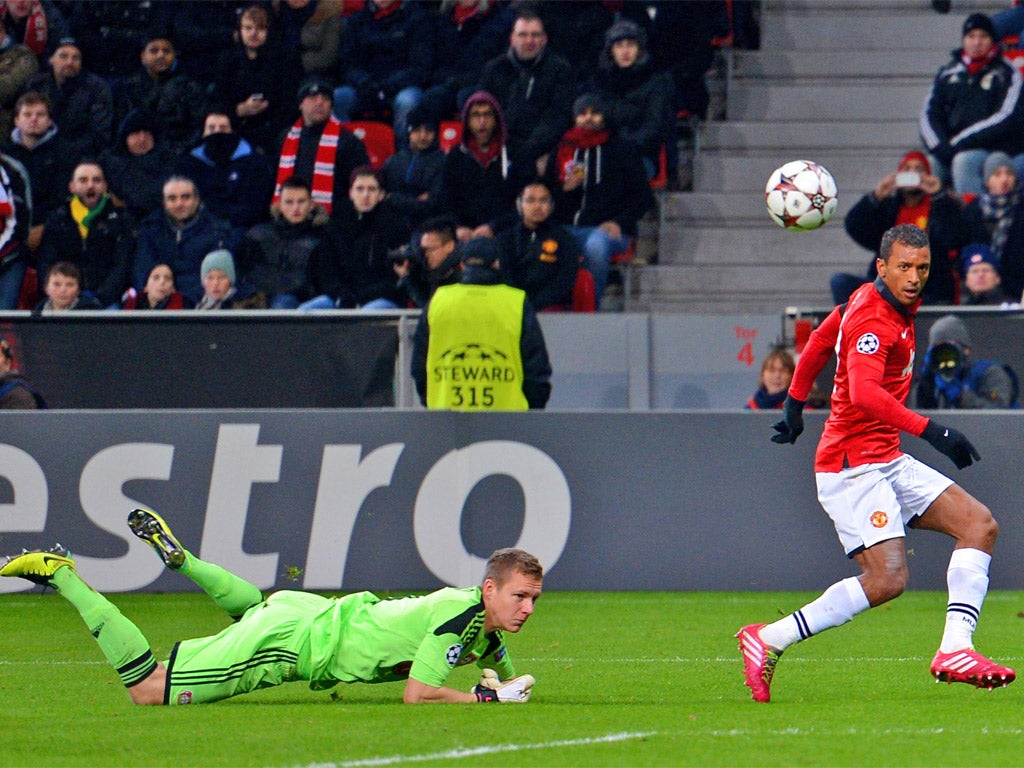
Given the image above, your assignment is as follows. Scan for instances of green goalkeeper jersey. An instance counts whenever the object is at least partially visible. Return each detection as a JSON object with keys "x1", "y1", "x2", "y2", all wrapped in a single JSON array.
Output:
[{"x1": 302, "y1": 586, "x2": 516, "y2": 690}]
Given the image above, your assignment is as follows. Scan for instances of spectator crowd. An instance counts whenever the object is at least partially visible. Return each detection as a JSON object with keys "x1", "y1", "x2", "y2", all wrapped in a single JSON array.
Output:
[{"x1": 0, "y1": 0, "x2": 734, "y2": 315}]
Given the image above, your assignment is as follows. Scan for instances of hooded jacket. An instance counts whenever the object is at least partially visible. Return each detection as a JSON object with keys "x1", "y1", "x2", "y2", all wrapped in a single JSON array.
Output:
[
  {"x1": 435, "y1": 91, "x2": 518, "y2": 233},
  {"x1": 543, "y1": 121, "x2": 655, "y2": 237}
]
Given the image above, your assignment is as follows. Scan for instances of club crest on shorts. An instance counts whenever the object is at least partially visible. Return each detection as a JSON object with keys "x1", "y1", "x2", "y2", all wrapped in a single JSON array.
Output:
[
  {"x1": 177, "y1": 690, "x2": 193, "y2": 705},
  {"x1": 445, "y1": 643, "x2": 463, "y2": 667},
  {"x1": 856, "y1": 333, "x2": 880, "y2": 354},
  {"x1": 870, "y1": 511, "x2": 889, "y2": 528}
]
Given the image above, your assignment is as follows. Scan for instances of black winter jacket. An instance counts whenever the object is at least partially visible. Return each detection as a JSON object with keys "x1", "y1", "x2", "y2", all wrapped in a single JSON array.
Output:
[{"x1": 37, "y1": 197, "x2": 135, "y2": 306}]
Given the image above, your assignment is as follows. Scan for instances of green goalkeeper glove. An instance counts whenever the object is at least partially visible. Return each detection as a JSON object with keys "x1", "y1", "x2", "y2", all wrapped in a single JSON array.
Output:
[{"x1": 472, "y1": 668, "x2": 535, "y2": 703}]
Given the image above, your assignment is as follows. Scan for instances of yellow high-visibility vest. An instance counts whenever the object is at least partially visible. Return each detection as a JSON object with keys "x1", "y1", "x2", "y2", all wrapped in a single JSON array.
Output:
[{"x1": 425, "y1": 282, "x2": 528, "y2": 410}]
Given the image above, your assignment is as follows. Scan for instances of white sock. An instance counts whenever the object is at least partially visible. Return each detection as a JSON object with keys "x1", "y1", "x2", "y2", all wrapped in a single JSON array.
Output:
[
  {"x1": 939, "y1": 548, "x2": 991, "y2": 653},
  {"x1": 760, "y1": 577, "x2": 870, "y2": 651}
]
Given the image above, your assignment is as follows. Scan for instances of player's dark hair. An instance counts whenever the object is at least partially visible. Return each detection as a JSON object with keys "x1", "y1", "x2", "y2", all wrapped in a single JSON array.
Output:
[
  {"x1": 879, "y1": 224, "x2": 929, "y2": 262},
  {"x1": 484, "y1": 548, "x2": 543, "y2": 585}
]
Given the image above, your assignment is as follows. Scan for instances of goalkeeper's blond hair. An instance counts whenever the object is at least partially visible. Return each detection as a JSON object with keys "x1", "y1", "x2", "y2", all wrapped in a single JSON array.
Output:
[{"x1": 484, "y1": 549, "x2": 543, "y2": 586}]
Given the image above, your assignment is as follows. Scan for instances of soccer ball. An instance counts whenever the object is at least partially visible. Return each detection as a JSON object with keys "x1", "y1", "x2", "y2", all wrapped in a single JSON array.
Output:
[{"x1": 764, "y1": 160, "x2": 838, "y2": 231}]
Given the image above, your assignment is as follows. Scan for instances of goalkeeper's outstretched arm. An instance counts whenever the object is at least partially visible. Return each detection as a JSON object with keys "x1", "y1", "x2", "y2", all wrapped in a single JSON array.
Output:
[
  {"x1": 403, "y1": 677, "x2": 478, "y2": 703},
  {"x1": 403, "y1": 672, "x2": 535, "y2": 703}
]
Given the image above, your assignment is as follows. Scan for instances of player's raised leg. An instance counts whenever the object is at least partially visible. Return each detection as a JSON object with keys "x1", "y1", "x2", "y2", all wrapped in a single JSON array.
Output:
[
  {"x1": 0, "y1": 545, "x2": 163, "y2": 700},
  {"x1": 128, "y1": 508, "x2": 262, "y2": 620}
]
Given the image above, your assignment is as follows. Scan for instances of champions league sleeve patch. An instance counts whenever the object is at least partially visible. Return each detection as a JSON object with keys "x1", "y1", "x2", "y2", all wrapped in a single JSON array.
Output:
[
  {"x1": 855, "y1": 332, "x2": 880, "y2": 354},
  {"x1": 445, "y1": 643, "x2": 464, "y2": 667}
]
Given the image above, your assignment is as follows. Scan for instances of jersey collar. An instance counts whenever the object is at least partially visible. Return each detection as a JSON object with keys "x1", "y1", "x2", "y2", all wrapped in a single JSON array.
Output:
[{"x1": 873, "y1": 276, "x2": 920, "y2": 318}]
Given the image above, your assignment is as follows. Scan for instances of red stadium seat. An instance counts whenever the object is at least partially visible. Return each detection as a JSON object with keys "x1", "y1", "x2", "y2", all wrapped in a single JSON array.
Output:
[
  {"x1": 650, "y1": 144, "x2": 668, "y2": 190},
  {"x1": 340, "y1": 121, "x2": 395, "y2": 170},
  {"x1": 609, "y1": 240, "x2": 635, "y2": 310},
  {"x1": 16, "y1": 267, "x2": 38, "y2": 310},
  {"x1": 439, "y1": 120, "x2": 463, "y2": 153},
  {"x1": 572, "y1": 266, "x2": 596, "y2": 312}
]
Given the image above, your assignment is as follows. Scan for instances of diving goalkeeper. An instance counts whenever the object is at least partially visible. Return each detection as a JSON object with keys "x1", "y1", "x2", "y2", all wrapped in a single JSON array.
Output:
[{"x1": 0, "y1": 508, "x2": 540, "y2": 705}]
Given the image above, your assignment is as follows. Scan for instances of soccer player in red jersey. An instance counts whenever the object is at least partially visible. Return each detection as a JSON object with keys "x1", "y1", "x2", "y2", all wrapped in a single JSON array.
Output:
[{"x1": 737, "y1": 224, "x2": 1014, "y2": 702}]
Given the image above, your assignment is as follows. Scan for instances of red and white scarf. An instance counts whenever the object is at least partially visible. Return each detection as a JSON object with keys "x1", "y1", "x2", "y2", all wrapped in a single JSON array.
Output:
[
  {"x1": 961, "y1": 44, "x2": 1000, "y2": 76},
  {"x1": 2, "y1": 1, "x2": 47, "y2": 56},
  {"x1": 274, "y1": 116, "x2": 342, "y2": 213}
]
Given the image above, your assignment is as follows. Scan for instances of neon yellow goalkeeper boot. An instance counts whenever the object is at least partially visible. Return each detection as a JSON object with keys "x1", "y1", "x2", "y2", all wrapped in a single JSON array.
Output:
[
  {"x1": 0, "y1": 544, "x2": 74, "y2": 585},
  {"x1": 127, "y1": 508, "x2": 186, "y2": 570}
]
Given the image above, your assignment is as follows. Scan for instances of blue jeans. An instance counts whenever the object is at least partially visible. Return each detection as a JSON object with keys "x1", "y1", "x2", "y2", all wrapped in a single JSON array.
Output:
[
  {"x1": 298, "y1": 294, "x2": 336, "y2": 310},
  {"x1": 931, "y1": 148, "x2": 1024, "y2": 196},
  {"x1": 360, "y1": 297, "x2": 400, "y2": 310},
  {"x1": 0, "y1": 259, "x2": 25, "y2": 309},
  {"x1": 569, "y1": 226, "x2": 630, "y2": 310},
  {"x1": 332, "y1": 85, "x2": 424, "y2": 149}
]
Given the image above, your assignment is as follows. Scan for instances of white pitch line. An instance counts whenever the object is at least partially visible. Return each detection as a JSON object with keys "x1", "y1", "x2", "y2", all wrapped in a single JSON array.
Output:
[
  {"x1": 0, "y1": 655, "x2": 936, "y2": 667},
  {"x1": 290, "y1": 731, "x2": 658, "y2": 768},
  {"x1": 518, "y1": 655, "x2": 932, "y2": 664}
]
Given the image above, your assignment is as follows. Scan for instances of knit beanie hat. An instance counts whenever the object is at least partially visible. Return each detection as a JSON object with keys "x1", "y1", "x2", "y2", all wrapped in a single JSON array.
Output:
[
  {"x1": 899, "y1": 150, "x2": 931, "y2": 175},
  {"x1": 928, "y1": 313, "x2": 972, "y2": 349},
  {"x1": 201, "y1": 249, "x2": 236, "y2": 284},
  {"x1": 983, "y1": 151, "x2": 1015, "y2": 181},
  {"x1": 573, "y1": 92, "x2": 608, "y2": 117},
  {"x1": 406, "y1": 105, "x2": 438, "y2": 134},
  {"x1": 118, "y1": 109, "x2": 157, "y2": 144},
  {"x1": 962, "y1": 12, "x2": 996, "y2": 39},
  {"x1": 960, "y1": 243, "x2": 1000, "y2": 277},
  {"x1": 297, "y1": 76, "x2": 333, "y2": 103},
  {"x1": 604, "y1": 18, "x2": 646, "y2": 49}
]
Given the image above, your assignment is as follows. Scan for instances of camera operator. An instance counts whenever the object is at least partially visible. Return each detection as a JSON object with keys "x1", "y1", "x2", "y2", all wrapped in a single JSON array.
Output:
[
  {"x1": 393, "y1": 215, "x2": 463, "y2": 308},
  {"x1": 917, "y1": 314, "x2": 1018, "y2": 409}
]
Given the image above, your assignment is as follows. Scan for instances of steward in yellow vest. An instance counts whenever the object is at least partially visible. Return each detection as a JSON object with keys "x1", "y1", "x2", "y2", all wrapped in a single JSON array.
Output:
[{"x1": 411, "y1": 238, "x2": 552, "y2": 410}]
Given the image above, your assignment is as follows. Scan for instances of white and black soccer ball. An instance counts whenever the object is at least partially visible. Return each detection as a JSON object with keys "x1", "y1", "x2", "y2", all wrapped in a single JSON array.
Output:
[{"x1": 764, "y1": 160, "x2": 838, "y2": 231}]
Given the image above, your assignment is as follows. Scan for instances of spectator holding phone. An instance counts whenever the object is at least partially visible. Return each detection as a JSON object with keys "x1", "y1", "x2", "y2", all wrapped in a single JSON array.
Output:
[
  {"x1": 833, "y1": 151, "x2": 969, "y2": 305},
  {"x1": 211, "y1": 4, "x2": 302, "y2": 156}
]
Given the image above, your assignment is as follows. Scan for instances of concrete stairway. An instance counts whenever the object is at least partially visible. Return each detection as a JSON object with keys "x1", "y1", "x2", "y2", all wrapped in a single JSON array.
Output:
[{"x1": 634, "y1": 0, "x2": 1002, "y2": 314}]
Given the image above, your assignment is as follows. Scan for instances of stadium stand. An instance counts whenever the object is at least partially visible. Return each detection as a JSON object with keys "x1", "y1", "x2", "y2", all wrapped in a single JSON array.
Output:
[{"x1": 644, "y1": 2, "x2": 994, "y2": 314}]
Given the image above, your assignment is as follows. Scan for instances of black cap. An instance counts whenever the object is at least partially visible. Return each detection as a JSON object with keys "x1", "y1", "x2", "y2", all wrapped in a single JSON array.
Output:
[
  {"x1": 406, "y1": 105, "x2": 439, "y2": 134},
  {"x1": 297, "y1": 77, "x2": 333, "y2": 103},
  {"x1": 962, "y1": 12, "x2": 996, "y2": 39},
  {"x1": 118, "y1": 108, "x2": 157, "y2": 142},
  {"x1": 55, "y1": 35, "x2": 79, "y2": 50},
  {"x1": 460, "y1": 237, "x2": 500, "y2": 270}
]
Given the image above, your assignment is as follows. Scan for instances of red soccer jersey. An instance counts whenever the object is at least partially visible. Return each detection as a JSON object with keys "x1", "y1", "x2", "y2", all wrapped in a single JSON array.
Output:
[{"x1": 790, "y1": 280, "x2": 930, "y2": 472}]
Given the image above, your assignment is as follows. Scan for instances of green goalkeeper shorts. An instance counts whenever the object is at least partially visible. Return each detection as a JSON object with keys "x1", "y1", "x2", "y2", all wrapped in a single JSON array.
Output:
[{"x1": 165, "y1": 590, "x2": 330, "y2": 705}]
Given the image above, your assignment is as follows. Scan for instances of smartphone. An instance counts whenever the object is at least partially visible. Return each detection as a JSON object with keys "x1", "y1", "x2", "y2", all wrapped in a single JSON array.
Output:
[
  {"x1": 895, "y1": 171, "x2": 921, "y2": 188},
  {"x1": 251, "y1": 93, "x2": 265, "y2": 101}
]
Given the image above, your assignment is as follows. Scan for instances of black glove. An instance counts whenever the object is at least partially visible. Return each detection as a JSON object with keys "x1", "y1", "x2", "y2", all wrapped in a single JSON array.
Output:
[
  {"x1": 770, "y1": 395, "x2": 806, "y2": 444},
  {"x1": 921, "y1": 419, "x2": 980, "y2": 469}
]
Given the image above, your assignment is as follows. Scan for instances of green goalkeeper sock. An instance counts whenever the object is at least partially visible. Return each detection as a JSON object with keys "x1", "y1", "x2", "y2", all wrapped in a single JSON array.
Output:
[
  {"x1": 179, "y1": 550, "x2": 263, "y2": 619},
  {"x1": 51, "y1": 567, "x2": 157, "y2": 688}
]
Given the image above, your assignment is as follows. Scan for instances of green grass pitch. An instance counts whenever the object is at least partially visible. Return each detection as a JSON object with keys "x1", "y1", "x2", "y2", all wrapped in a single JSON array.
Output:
[{"x1": 1, "y1": 589, "x2": 1023, "y2": 767}]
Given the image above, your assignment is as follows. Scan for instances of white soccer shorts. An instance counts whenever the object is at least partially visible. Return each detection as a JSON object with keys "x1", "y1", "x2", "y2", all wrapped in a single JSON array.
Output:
[{"x1": 816, "y1": 454, "x2": 954, "y2": 556}]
